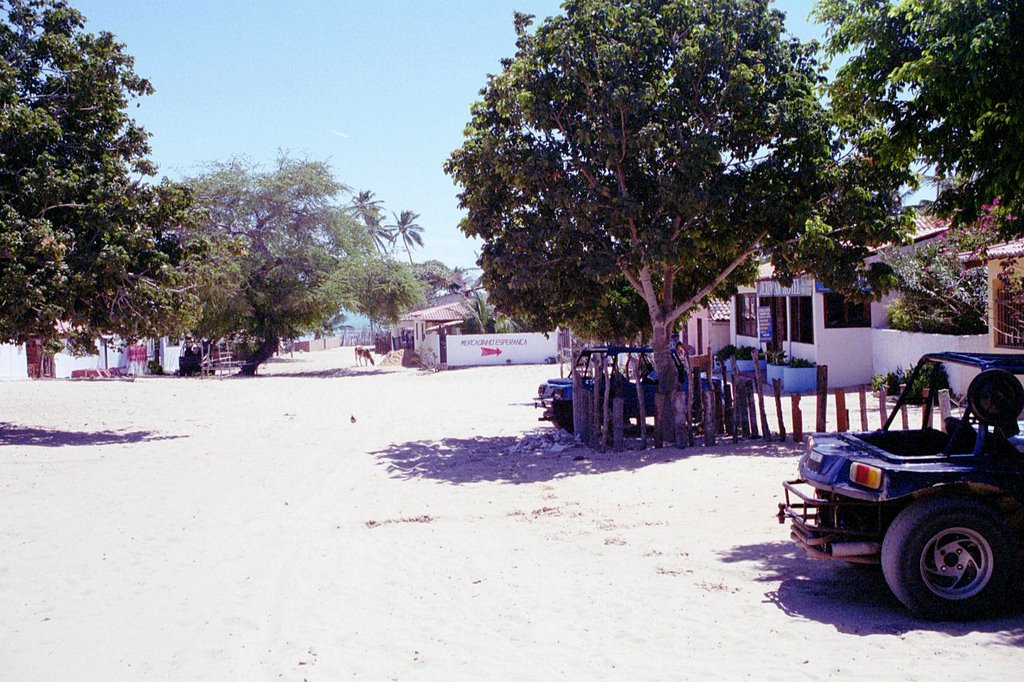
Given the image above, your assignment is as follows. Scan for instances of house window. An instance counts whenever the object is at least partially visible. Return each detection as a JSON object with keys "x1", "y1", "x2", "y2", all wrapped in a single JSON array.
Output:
[
  {"x1": 790, "y1": 296, "x2": 814, "y2": 343},
  {"x1": 994, "y1": 287, "x2": 1024, "y2": 348},
  {"x1": 736, "y1": 293, "x2": 757, "y2": 337},
  {"x1": 824, "y1": 293, "x2": 870, "y2": 328}
]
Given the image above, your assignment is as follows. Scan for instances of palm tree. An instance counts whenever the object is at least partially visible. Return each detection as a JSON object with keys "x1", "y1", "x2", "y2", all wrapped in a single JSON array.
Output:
[
  {"x1": 448, "y1": 266, "x2": 476, "y2": 294},
  {"x1": 350, "y1": 190, "x2": 394, "y2": 256},
  {"x1": 389, "y1": 210, "x2": 424, "y2": 264}
]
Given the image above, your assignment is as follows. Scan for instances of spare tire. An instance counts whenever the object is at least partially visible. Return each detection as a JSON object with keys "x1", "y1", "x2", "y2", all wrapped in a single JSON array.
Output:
[{"x1": 967, "y1": 369, "x2": 1024, "y2": 434}]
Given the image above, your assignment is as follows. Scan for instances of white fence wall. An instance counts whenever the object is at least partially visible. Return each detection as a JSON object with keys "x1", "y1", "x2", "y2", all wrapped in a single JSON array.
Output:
[
  {"x1": 420, "y1": 333, "x2": 441, "y2": 365},
  {"x1": 871, "y1": 329, "x2": 990, "y2": 395},
  {"x1": 0, "y1": 344, "x2": 28, "y2": 380},
  {"x1": 445, "y1": 333, "x2": 557, "y2": 367}
]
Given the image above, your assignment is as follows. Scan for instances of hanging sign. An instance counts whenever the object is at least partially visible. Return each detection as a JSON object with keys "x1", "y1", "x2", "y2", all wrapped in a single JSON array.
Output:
[{"x1": 758, "y1": 305, "x2": 773, "y2": 342}]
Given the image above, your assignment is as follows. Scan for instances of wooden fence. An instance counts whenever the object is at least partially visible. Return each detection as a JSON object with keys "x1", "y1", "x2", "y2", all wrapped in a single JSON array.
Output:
[{"x1": 571, "y1": 349, "x2": 954, "y2": 451}]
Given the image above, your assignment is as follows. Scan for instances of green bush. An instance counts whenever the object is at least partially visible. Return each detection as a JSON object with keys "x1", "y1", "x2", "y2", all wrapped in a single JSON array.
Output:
[
  {"x1": 788, "y1": 357, "x2": 815, "y2": 369},
  {"x1": 734, "y1": 345, "x2": 756, "y2": 361},
  {"x1": 765, "y1": 349, "x2": 787, "y2": 365},
  {"x1": 871, "y1": 364, "x2": 949, "y2": 404},
  {"x1": 714, "y1": 344, "x2": 737, "y2": 364}
]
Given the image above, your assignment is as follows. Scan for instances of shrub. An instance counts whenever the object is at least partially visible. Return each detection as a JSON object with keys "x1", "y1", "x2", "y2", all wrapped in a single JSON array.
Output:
[
  {"x1": 714, "y1": 344, "x2": 737, "y2": 364},
  {"x1": 734, "y1": 345, "x2": 756, "y2": 361},
  {"x1": 871, "y1": 364, "x2": 949, "y2": 404},
  {"x1": 788, "y1": 357, "x2": 815, "y2": 369},
  {"x1": 765, "y1": 349, "x2": 787, "y2": 365}
]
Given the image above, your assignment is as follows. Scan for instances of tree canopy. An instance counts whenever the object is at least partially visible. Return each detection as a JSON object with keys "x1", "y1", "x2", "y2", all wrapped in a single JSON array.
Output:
[
  {"x1": 0, "y1": 0, "x2": 211, "y2": 351},
  {"x1": 446, "y1": 0, "x2": 905, "y2": 395},
  {"x1": 187, "y1": 156, "x2": 374, "y2": 374},
  {"x1": 816, "y1": 0, "x2": 1024, "y2": 224},
  {"x1": 349, "y1": 257, "x2": 424, "y2": 328}
]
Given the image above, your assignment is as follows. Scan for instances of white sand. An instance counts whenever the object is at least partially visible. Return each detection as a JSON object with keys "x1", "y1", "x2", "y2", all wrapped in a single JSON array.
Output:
[{"x1": 1, "y1": 346, "x2": 1021, "y2": 680}]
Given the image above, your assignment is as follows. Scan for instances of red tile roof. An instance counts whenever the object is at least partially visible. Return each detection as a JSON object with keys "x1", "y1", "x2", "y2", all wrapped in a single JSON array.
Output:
[{"x1": 402, "y1": 300, "x2": 472, "y2": 323}]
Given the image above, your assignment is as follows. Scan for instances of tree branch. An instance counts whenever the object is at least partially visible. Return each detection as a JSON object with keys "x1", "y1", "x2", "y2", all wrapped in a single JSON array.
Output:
[
  {"x1": 37, "y1": 203, "x2": 85, "y2": 217},
  {"x1": 665, "y1": 230, "x2": 768, "y2": 324}
]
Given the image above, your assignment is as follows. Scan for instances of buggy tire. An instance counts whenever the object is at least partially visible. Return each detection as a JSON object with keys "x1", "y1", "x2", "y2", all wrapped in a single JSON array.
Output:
[
  {"x1": 881, "y1": 496, "x2": 1017, "y2": 620},
  {"x1": 551, "y1": 401, "x2": 574, "y2": 433}
]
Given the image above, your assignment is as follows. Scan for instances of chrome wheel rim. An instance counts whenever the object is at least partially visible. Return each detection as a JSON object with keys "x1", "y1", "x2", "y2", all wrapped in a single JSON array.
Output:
[{"x1": 919, "y1": 527, "x2": 994, "y2": 600}]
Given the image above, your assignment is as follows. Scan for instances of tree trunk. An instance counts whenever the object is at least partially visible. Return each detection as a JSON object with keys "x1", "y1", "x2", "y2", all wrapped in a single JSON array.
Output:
[
  {"x1": 651, "y1": 320, "x2": 673, "y2": 447},
  {"x1": 240, "y1": 333, "x2": 279, "y2": 376}
]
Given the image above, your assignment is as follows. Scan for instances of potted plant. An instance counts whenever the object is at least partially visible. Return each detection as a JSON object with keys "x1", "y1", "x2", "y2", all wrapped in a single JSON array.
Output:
[
  {"x1": 734, "y1": 345, "x2": 757, "y2": 373},
  {"x1": 783, "y1": 357, "x2": 817, "y2": 394},
  {"x1": 714, "y1": 344, "x2": 737, "y2": 370},
  {"x1": 765, "y1": 349, "x2": 787, "y2": 385}
]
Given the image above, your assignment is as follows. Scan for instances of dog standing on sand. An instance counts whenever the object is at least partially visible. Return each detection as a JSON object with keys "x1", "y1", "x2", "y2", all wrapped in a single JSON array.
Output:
[{"x1": 355, "y1": 346, "x2": 375, "y2": 366}]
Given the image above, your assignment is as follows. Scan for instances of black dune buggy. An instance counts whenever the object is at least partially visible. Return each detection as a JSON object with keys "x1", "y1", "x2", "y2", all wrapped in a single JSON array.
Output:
[
  {"x1": 778, "y1": 352, "x2": 1024, "y2": 619},
  {"x1": 535, "y1": 345, "x2": 711, "y2": 433}
]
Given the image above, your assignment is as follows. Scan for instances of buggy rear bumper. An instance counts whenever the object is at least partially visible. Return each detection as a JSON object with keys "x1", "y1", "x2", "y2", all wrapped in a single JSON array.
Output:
[{"x1": 778, "y1": 479, "x2": 882, "y2": 564}]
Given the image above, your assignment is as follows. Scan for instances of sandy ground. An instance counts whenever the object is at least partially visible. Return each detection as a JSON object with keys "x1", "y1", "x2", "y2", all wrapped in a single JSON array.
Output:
[{"x1": 1, "y1": 346, "x2": 1022, "y2": 681}]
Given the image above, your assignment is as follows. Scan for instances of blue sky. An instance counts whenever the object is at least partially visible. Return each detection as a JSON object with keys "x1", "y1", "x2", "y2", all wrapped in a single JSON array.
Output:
[{"x1": 75, "y1": 0, "x2": 823, "y2": 270}]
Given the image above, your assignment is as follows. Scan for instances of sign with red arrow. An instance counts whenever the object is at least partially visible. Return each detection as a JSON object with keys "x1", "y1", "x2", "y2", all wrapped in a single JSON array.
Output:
[{"x1": 480, "y1": 347, "x2": 503, "y2": 357}]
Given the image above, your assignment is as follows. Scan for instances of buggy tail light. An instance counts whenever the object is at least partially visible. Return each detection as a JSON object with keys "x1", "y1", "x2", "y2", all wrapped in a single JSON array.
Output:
[{"x1": 849, "y1": 462, "x2": 883, "y2": 490}]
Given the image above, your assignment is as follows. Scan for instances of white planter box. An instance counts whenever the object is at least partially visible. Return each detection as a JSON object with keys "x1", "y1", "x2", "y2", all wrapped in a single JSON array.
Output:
[{"x1": 783, "y1": 366, "x2": 817, "y2": 394}]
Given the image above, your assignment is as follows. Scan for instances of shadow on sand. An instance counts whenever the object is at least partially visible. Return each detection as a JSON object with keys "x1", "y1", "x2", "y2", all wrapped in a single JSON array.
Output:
[
  {"x1": 720, "y1": 540, "x2": 1024, "y2": 641},
  {"x1": 0, "y1": 423, "x2": 184, "y2": 447},
  {"x1": 371, "y1": 433, "x2": 800, "y2": 485}
]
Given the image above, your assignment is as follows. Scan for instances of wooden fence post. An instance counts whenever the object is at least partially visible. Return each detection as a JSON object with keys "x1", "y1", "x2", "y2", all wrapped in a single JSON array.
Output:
[
  {"x1": 835, "y1": 389, "x2": 848, "y2": 432},
  {"x1": 772, "y1": 378, "x2": 786, "y2": 440},
  {"x1": 722, "y1": 362, "x2": 736, "y2": 440},
  {"x1": 714, "y1": 380, "x2": 725, "y2": 435},
  {"x1": 858, "y1": 385, "x2": 869, "y2": 431},
  {"x1": 730, "y1": 357, "x2": 741, "y2": 439},
  {"x1": 672, "y1": 391, "x2": 688, "y2": 448},
  {"x1": 791, "y1": 394, "x2": 803, "y2": 443},
  {"x1": 682, "y1": 353, "x2": 694, "y2": 447},
  {"x1": 592, "y1": 355, "x2": 606, "y2": 447},
  {"x1": 815, "y1": 365, "x2": 829, "y2": 433},
  {"x1": 921, "y1": 388, "x2": 932, "y2": 429},
  {"x1": 736, "y1": 380, "x2": 751, "y2": 439},
  {"x1": 572, "y1": 368, "x2": 586, "y2": 442},
  {"x1": 703, "y1": 383, "x2": 716, "y2": 446},
  {"x1": 752, "y1": 350, "x2": 771, "y2": 440},
  {"x1": 899, "y1": 384, "x2": 909, "y2": 430},
  {"x1": 613, "y1": 396, "x2": 625, "y2": 451},
  {"x1": 747, "y1": 384, "x2": 759, "y2": 439},
  {"x1": 601, "y1": 365, "x2": 613, "y2": 451},
  {"x1": 939, "y1": 389, "x2": 952, "y2": 431},
  {"x1": 577, "y1": 386, "x2": 592, "y2": 445},
  {"x1": 878, "y1": 386, "x2": 887, "y2": 428},
  {"x1": 635, "y1": 357, "x2": 647, "y2": 450}
]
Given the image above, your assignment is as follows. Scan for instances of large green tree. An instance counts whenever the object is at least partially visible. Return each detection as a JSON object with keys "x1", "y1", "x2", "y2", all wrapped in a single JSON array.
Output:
[
  {"x1": 816, "y1": 0, "x2": 1024, "y2": 224},
  {"x1": 349, "y1": 257, "x2": 424, "y2": 332},
  {"x1": 446, "y1": 0, "x2": 905, "y2": 417},
  {"x1": 0, "y1": 0, "x2": 211, "y2": 351},
  {"x1": 187, "y1": 156, "x2": 372, "y2": 374}
]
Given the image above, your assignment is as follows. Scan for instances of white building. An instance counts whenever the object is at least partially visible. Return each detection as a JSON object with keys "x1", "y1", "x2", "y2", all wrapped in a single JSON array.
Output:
[{"x1": 0, "y1": 343, "x2": 28, "y2": 380}]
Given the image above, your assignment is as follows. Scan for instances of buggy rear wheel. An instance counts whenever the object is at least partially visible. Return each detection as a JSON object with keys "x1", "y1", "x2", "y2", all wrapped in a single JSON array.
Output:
[
  {"x1": 881, "y1": 497, "x2": 1017, "y2": 619},
  {"x1": 551, "y1": 401, "x2": 574, "y2": 433}
]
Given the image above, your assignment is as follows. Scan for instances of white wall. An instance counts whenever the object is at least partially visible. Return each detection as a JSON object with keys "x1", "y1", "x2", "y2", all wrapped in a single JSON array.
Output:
[
  {"x1": 161, "y1": 339, "x2": 182, "y2": 374},
  {"x1": 814, "y1": 327, "x2": 875, "y2": 388},
  {"x1": 445, "y1": 332, "x2": 557, "y2": 367},
  {"x1": 872, "y1": 329, "x2": 990, "y2": 395},
  {"x1": 420, "y1": 333, "x2": 441, "y2": 365},
  {"x1": 0, "y1": 344, "x2": 28, "y2": 380}
]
